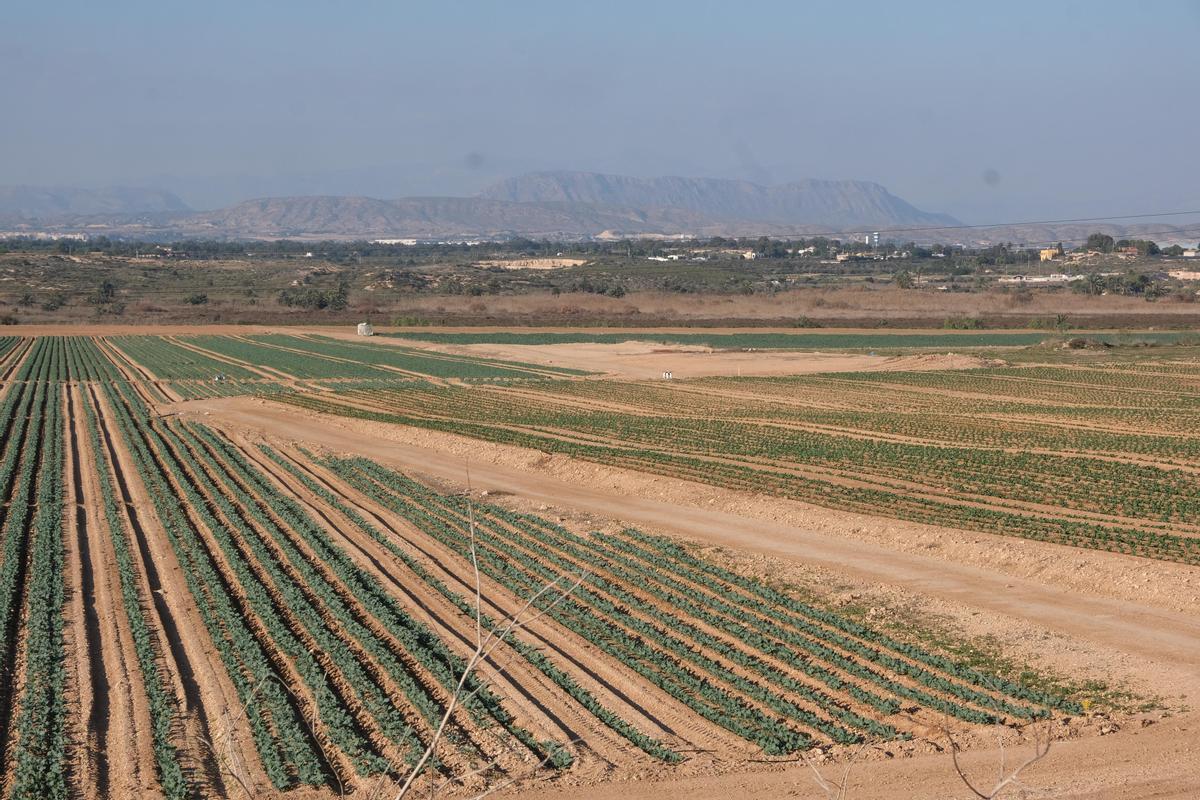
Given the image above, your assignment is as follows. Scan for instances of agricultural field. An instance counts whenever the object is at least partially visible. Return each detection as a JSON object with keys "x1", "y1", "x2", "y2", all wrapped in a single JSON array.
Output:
[
  {"x1": 0, "y1": 327, "x2": 1196, "y2": 799},
  {"x1": 279, "y1": 369, "x2": 1200, "y2": 564}
]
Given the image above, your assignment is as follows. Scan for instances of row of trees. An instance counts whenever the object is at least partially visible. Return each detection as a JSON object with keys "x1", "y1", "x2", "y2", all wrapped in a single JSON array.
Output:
[
  {"x1": 1084, "y1": 233, "x2": 1164, "y2": 256},
  {"x1": 4, "y1": 231, "x2": 1194, "y2": 263}
]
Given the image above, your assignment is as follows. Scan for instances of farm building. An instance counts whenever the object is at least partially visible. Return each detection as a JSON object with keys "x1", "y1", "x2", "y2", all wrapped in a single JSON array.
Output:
[{"x1": 356, "y1": 322, "x2": 374, "y2": 336}]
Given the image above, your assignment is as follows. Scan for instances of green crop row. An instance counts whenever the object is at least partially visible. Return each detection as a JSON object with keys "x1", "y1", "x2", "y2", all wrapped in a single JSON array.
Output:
[
  {"x1": 79, "y1": 387, "x2": 189, "y2": 798},
  {"x1": 258, "y1": 443, "x2": 682, "y2": 763},
  {"x1": 181, "y1": 423, "x2": 562, "y2": 769},
  {"x1": 347, "y1": 457, "x2": 1064, "y2": 719},
  {"x1": 327, "y1": 456, "x2": 814, "y2": 754},
  {"x1": 100, "y1": 380, "x2": 328, "y2": 788}
]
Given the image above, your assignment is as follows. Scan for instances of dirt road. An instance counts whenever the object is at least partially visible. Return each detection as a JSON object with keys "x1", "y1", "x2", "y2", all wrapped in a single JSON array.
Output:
[{"x1": 505, "y1": 711, "x2": 1199, "y2": 800}]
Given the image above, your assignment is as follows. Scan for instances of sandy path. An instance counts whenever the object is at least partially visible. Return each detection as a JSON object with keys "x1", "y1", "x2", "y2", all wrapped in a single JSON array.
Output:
[
  {"x1": 176, "y1": 397, "x2": 1200, "y2": 695},
  {"x1": 504, "y1": 711, "x2": 1200, "y2": 800}
]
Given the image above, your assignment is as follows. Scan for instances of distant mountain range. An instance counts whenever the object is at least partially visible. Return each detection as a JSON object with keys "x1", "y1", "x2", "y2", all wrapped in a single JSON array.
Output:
[
  {"x1": 0, "y1": 185, "x2": 190, "y2": 218},
  {"x1": 2, "y1": 173, "x2": 1195, "y2": 246},
  {"x1": 181, "y1": 194, "x2": 716, "y2": 239},
  {"x1": 0, "y1": 172, "x2": 964, "y2": 240},
  {"x1": 480, "y1": 172, "x2": 960, "y2": 228}
]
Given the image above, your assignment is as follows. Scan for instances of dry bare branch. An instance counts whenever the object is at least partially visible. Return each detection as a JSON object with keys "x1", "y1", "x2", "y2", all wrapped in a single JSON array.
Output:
[
  {"x1": 945, "y1": 719, "x2": 1054, "y2": 799},
  {"x1": 800, "y1": 741, "x2": 874, "y2": 800},
  {"x1": 386, "y1": 469, "x2": 586, "y2": 800}
]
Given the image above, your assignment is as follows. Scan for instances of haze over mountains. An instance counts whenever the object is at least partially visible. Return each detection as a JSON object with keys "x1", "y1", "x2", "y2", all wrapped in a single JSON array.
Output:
[
  {"x1": 480, "y1": 172, "x2": 960, "y2": 228},
  {"x1": 0, "y1": 185, "x2": 190, "y2": 218},
  {"x1": 2, "y1": 172, "x2": 1193, "y2": 246},
  {"x1": 0, "y1": 171, "x2": 963, "y2": 240}
]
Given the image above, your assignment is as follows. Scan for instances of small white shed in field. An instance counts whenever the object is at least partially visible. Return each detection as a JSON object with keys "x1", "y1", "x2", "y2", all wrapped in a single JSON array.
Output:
[{"x1": 356, "y1": 322, "x2": 374, "y2": 336}]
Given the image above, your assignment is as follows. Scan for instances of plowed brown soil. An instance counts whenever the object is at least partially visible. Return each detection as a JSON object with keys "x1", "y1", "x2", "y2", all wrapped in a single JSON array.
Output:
[
  {"x1": 65, "y1": 384, "x2": 157, "y2": 796},
  {"x1": 91, "y1": 386, "x2": 263, "y2": 796}
]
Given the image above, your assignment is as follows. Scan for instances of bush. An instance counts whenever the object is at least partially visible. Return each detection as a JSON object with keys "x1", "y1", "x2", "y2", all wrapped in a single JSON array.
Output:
[{"x1": 277, "y1": 280, "x2": 350, "y2": 310}]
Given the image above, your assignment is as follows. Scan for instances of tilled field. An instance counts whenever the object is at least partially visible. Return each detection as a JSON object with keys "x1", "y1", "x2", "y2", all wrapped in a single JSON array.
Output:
[{"x1": 0, "y1": 331, "x2": 1191, "y2": 798}]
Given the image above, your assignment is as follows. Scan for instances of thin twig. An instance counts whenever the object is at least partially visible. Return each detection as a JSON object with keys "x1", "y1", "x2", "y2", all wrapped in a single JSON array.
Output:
[
  {"x1": 800, "y1": 740, "x2": 873, "y2": 800},
  {"x1": 388, "y1": 467, "x2": 586, "y2": 800},
  {"x1": 946, "y1": 718, "x2": 1054, "y2": 799}
]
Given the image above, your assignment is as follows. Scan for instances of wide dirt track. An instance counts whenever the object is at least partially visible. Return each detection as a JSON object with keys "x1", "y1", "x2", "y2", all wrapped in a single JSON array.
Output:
[{"x1": 3, "y1": 326, "x2": 1198, "y2": 799}]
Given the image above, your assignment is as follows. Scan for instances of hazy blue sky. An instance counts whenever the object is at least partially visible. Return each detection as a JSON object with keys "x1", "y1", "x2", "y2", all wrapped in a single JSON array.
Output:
[{"x1": 4, "y1": 1, "x2": 1198, "y2": 221}]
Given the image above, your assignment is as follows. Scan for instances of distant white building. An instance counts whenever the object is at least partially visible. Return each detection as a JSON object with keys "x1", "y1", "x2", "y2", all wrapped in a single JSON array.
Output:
[
  {"x1": 997, "y1": 273, "x2": 1083, "y2": 285},
  {"x1": 357, "y1": 322, "x2": 374, "y2": 336}
]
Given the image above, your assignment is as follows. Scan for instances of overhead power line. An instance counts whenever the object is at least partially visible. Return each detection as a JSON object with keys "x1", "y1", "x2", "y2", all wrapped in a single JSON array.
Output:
[{"x1": 988, "y1": 222, "x2": 1200, "y2": 250}]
